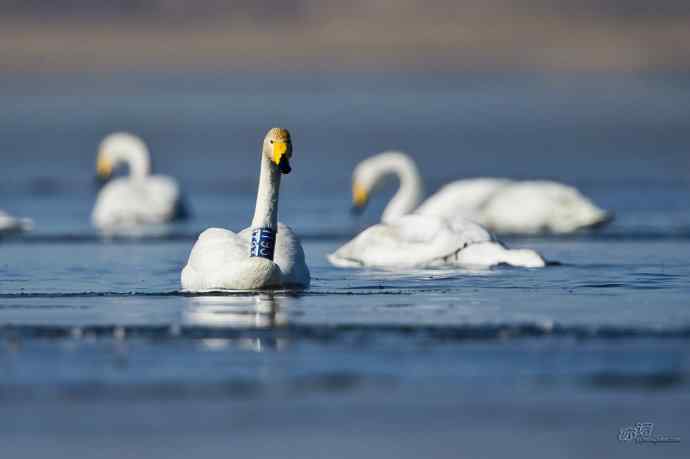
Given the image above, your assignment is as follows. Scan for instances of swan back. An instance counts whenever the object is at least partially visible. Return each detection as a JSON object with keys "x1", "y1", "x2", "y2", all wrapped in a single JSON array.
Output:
[
  {"x1": 479, "y1": 180, "x2": 609, "y2": 234},
  {"x1": 329, "y1": 214, "x2": 490, "y2": 268}
]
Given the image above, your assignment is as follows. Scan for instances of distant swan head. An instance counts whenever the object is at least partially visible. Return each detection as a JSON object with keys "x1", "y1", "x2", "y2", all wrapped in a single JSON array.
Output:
[
  {"x1": 351, "y1": 151, "x2": 424, "y2": 223},
  {"x1": 96, "y1": 132, "x2": 151, "y2": 181},
  {"x1": 262, "y1": 128, "x2": 293, "y2": 174}
]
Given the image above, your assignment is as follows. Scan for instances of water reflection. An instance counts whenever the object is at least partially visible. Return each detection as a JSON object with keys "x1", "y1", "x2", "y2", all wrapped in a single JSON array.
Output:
[{"x1": 183, "y1": 293, "x2": 286, "y2": 329}]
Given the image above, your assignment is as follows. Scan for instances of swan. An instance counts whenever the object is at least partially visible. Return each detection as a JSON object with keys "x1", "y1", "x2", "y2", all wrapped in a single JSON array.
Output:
[
  {"x1": 350, "y1": 151, "x2": 611, "y2": 235},
  {"x1": 0, "y1": 210, "x2": 32, "y2": 236},
  {"x1": 181, "y1": 128, "x2": 310, "y2": 291},
  {"x1": 329, "y1": 151, "x2": 547, "y2": 269},
  {"x1": 92, "y1": 132, "x2": 187, "y2": 231},
  {"x1": 329, "y1": 213, "x2": 546, "y2": 269}
]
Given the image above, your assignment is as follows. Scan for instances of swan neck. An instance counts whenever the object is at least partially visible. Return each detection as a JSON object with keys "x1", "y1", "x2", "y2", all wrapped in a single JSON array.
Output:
[
  {"x1": 251, "y1": 155, "x2": 281, "y2": 230},
  {"x1": 381, "y1": 157, "x2": 424, "y2": 223},
  {"x1": 124, "y1": 147, "x2": 151, "y2": 180}
]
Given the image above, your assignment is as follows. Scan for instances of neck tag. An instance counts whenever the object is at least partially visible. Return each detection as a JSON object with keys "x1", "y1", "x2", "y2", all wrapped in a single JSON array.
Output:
[{"x1": 250, "y1": 227, "x2": 276, "y2": 260}]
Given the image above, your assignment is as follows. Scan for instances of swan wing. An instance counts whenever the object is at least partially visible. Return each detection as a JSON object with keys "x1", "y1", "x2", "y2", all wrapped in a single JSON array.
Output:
[
  {"x1": 181, "y1": 228, "x2": 282, "y2": 290},
  {"x1": 478, "y1": 180, "x2": 610, "y2": 234},
  {"x1": 329, "y1": 214, "x2": 491, "y2": 268},
  {"x1": 183, "y1": 224, "x2": 309, "y2": 290},
  {"x1": 417, "y1": 178, "x2": 512, "y2": 220},
  {"x1": 329, "y1": 213, "x2": 546, "y2": 269}
]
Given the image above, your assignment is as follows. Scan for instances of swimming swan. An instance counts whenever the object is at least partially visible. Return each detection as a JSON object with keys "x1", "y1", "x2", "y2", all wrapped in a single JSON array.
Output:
[
  {"x1": 329, "y1": 151, "x2": 547, "y2": 269},
  {"x1": 92, "y1": 132, "x2": 186, "y2": 231},
  {"x1": 329, "y1": 213, "x2": 546, "y2": 269},
  {"x1": 0, "y1": 210, "x2": 32, "y2": 236},
  {"x1": 181, "y1": 128, "x2": 310, "y2": 291},
  {"x1": 350, "y1": 151, "x2": 611, "y2": 235}
]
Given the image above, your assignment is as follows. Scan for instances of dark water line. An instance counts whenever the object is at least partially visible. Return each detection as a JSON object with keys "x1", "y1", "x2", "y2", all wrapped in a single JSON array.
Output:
[{"x1": 1, "y1": 323, "x2": 689, "y2": 341}]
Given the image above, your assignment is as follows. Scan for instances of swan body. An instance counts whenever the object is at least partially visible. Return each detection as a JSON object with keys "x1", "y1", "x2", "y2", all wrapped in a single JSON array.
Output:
[
  {"x1": 328, "y1": 214, "x2": 545, "y2": 269},
  {"x1": 0, "y1": 210, "x2": 32, "y2": 236},
  {"x1": 352, "y1": 151, "x2": 611, "y2": 235},
  {"x1": 182, "y1": 224, "x2": 309, "y2": 290},
  {"x1": 418, "y1": 179, "x2": 611, "y2": 234},
  {"x1": 181, "y1": 128, "x2": 310, "y2": 291},
  {"x1": 92, "y1": 133, "x2": 186, "y2": 230}
]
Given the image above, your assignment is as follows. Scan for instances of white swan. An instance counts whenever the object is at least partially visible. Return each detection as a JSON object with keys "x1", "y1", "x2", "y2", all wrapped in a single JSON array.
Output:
[
  {"x1": 329, "y1": 151, "x2": 547, "y2": 269},
  {"x1": 329, "y1": 213, "x2": 545, "y2": 269},
  {"x1": 92, "y1": 132, "x2": 186, "y2": 231},
  {"x1": 0, "y1": 210, "x2": 32, "y2": 236},
  {"x1": 181, "y1": 128, "x2": 310, "y2": 291},
  {"x1": 350, "y1": 151, "x2": 611, "y2": 235}
]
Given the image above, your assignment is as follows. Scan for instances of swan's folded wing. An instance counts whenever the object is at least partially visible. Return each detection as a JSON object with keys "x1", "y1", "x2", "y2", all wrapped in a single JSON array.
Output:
[
  {"x1": 417, "y1": 178, "x2": 512, "y2": 219},
  {"x1": 145, "y1": 175, "x2": 182, "y2": 219},
  {"x1": 186, "y1": 228, "x2": 247, "y2": 274},
  {"x1": 329, "y1": 215, "x2": 491, "y2": 268},
  {"x1": 479, "y1": 180, "x2": 609, "y2": 234}
]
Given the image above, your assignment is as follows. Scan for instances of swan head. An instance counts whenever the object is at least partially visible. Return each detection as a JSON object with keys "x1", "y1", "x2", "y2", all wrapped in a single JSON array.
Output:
[
  {"x1": 351, "y1": 151, "x2": 419, "y2": 214},
  {"x1": 263, "y1": 128, "x2": 292, "y2": 175},
  {"x1": 96, "y1": 132, "x2": 150, "y2": 180}
]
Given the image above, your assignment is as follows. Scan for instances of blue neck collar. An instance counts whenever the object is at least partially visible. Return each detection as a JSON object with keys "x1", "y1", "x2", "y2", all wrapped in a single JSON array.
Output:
[{"x1": 250, "y1": 227, "x2": 276, "y2": 260}]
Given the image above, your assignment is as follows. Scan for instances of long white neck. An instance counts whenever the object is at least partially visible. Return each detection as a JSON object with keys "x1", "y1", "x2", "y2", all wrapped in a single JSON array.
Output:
[
  {"x1": 379, "y1": 154, "x2": 424, "y2": 223},
  {"x1": 251, "y1": 154, "x2": 281, "y2": 229},
  {"x1": 120, "y1": 147, "x2": 151, "y2": 180}
]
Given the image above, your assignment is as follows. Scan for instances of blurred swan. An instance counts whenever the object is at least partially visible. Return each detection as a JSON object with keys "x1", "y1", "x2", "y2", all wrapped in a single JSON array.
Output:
[
  {"x1": 92, "y1": 132, "x2": 187, "y2": 231},
  {"x1": 329, "y1": 213, "x2": 545, "y2": 269},
  {"x1": 351, "y1": 151, "x2": 612, "y2": 235},
  {"x1": 181, "y1": 128, "x2": 310, "y2": 291},
  {"x1": 0, "y1": 210, "x2": 32, "y2": 236}
]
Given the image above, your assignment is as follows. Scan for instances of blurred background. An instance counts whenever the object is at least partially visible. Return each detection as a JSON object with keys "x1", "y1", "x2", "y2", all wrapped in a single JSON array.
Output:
[
  {"x1": 2, "y1": 0, "x2": 690, "y2": 73},
  {"x1": 1, "y1": 0, "x2": 689, "y2": 237}
]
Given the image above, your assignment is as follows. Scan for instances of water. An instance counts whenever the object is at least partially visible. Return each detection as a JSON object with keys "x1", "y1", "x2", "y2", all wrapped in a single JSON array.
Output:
[{"x1": 1, "y1": 72, "x2": 689, "y2": 458}]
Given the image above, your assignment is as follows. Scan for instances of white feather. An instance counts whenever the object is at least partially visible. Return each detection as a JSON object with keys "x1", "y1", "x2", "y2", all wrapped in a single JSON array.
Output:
[
  {"x1": 420, "y1": 179, "x2": 611, "y2": 235},
  {"x1": 182, "y1": 223, "x2": 309, "y2": 290},
  {"x1": 329, "y1": 214, "x2": 545, "y2": 269},
  {"x1": 92, "y1": 175, "x2": 182, "y2": 229},
  {"x1": 354, "y1": 152, "x2": 611, "y2": 235},
  {"x1": 91, "y1": 133, "x2": 185, "y2": 232},
  {"x1": 181, "y1": 128, "x2": 310, "y2": 291}
]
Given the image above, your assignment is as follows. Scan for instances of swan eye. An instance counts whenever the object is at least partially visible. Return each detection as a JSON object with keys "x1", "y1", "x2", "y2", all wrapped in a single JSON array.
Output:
[{"x1": 270, "y1": 140, "x2": 274, "y2": 144}]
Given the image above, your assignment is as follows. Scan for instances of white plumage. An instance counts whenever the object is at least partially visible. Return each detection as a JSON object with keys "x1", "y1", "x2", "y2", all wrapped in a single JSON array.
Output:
[
  {"x1": 328, "y1": 214, "x2": 545, "y2": 269},
  {"x1": 182, "y1": 223, "x2": 310, "y2": 290},
  {"x1": 418, "y1": 178, "x2": 611, "y2": 235},
  {"x1": 330, "y1": 151, "x2": 551, "y2": 269},
  {"x1": 181, "y1": 128, "x2": 310, "y2": 291},
  {"x1": 352, "y1": 151, "x2": 611, "y2": 235},
  {"x1": 91, "y1": 133, "x2": 185, "y2": 231}
]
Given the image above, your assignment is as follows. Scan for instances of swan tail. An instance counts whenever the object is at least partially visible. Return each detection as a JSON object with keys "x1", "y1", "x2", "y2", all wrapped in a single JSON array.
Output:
[
  {"x1": 455, "y1": 242, "x2": 546, "y2": 268},
  {"x1": 584, "y1": 210, "x2": 614, "y2": 230}
]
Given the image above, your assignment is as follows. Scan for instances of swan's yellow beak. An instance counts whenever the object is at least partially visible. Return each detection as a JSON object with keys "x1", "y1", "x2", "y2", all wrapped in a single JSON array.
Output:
[
  {"x1": 352, "y1": 182, "x2": 369, "y2": 208},
  {"x1": 272, "y1": 141, "x2": 291, "y2": 174},
  {"x1": 96, "y1": 156, "x2": 113, "y2": 179}
]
